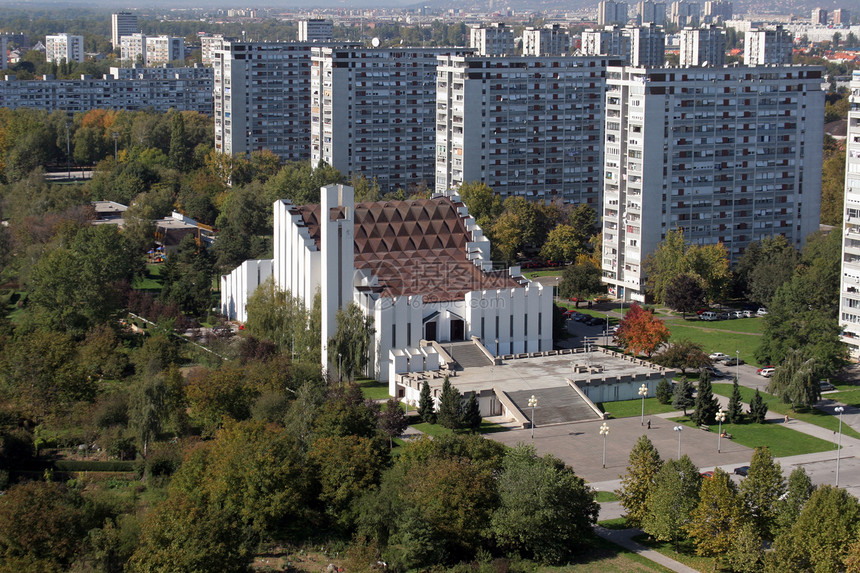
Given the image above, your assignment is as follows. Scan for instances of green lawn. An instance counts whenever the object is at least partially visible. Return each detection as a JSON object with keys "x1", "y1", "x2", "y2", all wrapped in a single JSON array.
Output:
[
  {"x1": 524, "y1": 270, "x2": 564, "y2": 279},
  {"x1": 599, "y1": 397, "x2": 678, "y2": 419},
  {"x1": 594, "y1": 490, "x2": 619, "y2": 502},
  {"x1": 670, "y1": 416, "x2": 838, "y2": 458},
  {"x1": 551, "y1": 535, "x2": 675, "y2": 573},
  {"x1": 664, "y1": 316, "x2": 764, "y2": 334},
  {"x1": 411, "y1": 420, "x2": 509, "y2": 437},
  {"x1": 666, "y1": 324, "x2": 761, "y2": 366},
  {"x1": 357, "y1": 381, "x2": 390, "y2": 401},
  {"x1": 828, "y1": 386, "x2": 860, "y2": 408},
  {"x1": 712, "y1": 383, "x2": 860, "y2": 441},
  {"x1": 132, "y1": 264, "x2": 165, "y2": 291},
  {"x1": 630, "y1": 535, "x2": 714, "y2": 573},
  {"x1": 596, "y1": 517, "x2": 629, "y2": 530}
]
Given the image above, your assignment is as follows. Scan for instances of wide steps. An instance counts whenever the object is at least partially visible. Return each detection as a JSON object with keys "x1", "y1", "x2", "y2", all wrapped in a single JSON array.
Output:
[
  {"x1": 445, "y1": 341, "x2": 493, "y2": 369},
  {"x1": 507, "y1": 386, "x2": 600, "y2": 425}
]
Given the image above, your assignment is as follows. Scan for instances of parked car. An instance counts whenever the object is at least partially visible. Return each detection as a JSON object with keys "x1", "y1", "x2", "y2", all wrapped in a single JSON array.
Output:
[
  {"x1": 743, "y1": 310, "x2": 755, "y2": 318},
  {"x1": 819, "y1": 380, "x2": 836, "y2": 392},
  {"x1": 709, "y1": 352, "x2": 729, "y2": 361},
  {"x1": 734, "y1": 466, "x2": 750, "y2": 476},
  {"x1": 563, "y1": 309, "x2": 577, "y2": 318},
  {"x1": 757, "y1": 365, "x2": 775, "y2": 374},
  {"x1": 718, "y1": 312, "x2": 732, "y2": 320},
  {"x1": 757, "y1": 307, "x2": 769, "y2": 316},
  {"x1": 759, "y1": 368, "x2": 775, "y2": 378},
  {"x1": 723, "y1": 357, "x2": 744, "y2": 366},
  {"x1": 733, "y1": 311, "x2": 745, "y2": 319},
  {"x1": 700, "y1": 312, "x2": 719, "y2": 321},
  {"x1": 700, "y1": 471, "x2": 715, "y2": 479},
  {"x1": 574, "y1": 313, "x2": 589, "y2": 322}
]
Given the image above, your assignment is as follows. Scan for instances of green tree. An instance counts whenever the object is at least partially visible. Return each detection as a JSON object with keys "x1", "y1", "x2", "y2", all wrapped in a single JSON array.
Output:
[
  {"x1": 379, "y1": 398, "x2": 409, "y2": 448},
  {"x1": 490, "y1": 210, "x2": 524, "y2": 262},
  {"x1": 672, "y1": 377, "x2": 695, "y2": 416},
  {"x1": 685, "y1": 243, "x2": 731, "y2": 303},
  {"x1": 664, "y1": 272, "x2": 706, "y2": 318},
  {"x1": 643, "y1": 455, "x2": 701, "y2": 551},
  {"x1": 726, "y1": 521, "x2": 765, "y2": 573},
  {"x1": 558, "y1": 260, "x2": 603, "y2": 304},
  {"x1": 740, "y1": 446, "x2": 785, "y2": 541},
  {"x1": 461, "y1": 392, "x2": 482, "y2": 432},
  {"x1": 457, "y1": 181, "x2": 502, "y2": 228},
  {"x1": 691, "y1": 371, "x2": 719, "y2": 426},
  {"x1": 129, "y1": 372, "x2": 169, "y2": 458},
  {"x1": 617, "y1": 435, "x2": 664, "y2": 527},
  {"x1": 821, "y1": 150, "x2": 846, "y2": 226},
  {"x1": 312, "y1": 384, "x2": 380, "y2": 440},
  {"x1": 168, "y1": 111, "x2": 190, "y2": 171},
  {"x1": 727, "y1": 377, "x2": 745, "y2": 424},
  {"x1": 491, "y1": 444, "x2": 598, "y2": 564},
  {"x1": 656, "y1": 378, "x2": 672, "y2": 405},
  {"x1": 417, "y1": 380, "x2": 436, "y2": 424},
  {"x1": 686, "y1": 468, "x2": 746, "y2": 561},
  {"x1": 745, "y1": 235, "x2": 801, "y2": 305},
  {"x1": 768, "y1": 349, "x2": 820, "y2": 411},
  {"x1": 328, "y1": 303, "x2": 375, "y2": 382},
  {"x1": 185, "y1": 363, "x2": 257, "y2": 432},
  {"x1": 643, "y1": 228, "x2": 687, "y2": 304},
  {"x1": 436, "y1": 377, "x2": 462, "y2": 430},
  {"x1": 767, "y1": 485, "x2": 860, "y2": 573},
  {"x1": 245, "y1": 278, "x2": 318, "y2": 358},
  {"x1": 540, "y1": 224, "x2": 581, "y2": 263},
  {"x1": 749, "y1": 389, "x2": 769, "y2": 423},
  {"x1": 773, "y1": 467, "x2": 814, "y2": 537}
]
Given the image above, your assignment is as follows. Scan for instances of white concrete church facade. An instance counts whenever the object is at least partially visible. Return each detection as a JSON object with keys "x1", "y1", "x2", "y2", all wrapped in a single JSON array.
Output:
[{"x1": 221, "y1": 184, "x2": 554, "y2": 384}]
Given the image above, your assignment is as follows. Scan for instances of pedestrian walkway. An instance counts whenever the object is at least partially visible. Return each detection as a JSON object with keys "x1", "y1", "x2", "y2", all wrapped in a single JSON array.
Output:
[{"x1": 593, "y1": 526, "x2": 700, "y2": 573}]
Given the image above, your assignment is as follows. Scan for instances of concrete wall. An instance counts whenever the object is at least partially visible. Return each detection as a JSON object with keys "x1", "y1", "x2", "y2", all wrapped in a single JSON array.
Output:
[{"x1": 219, "y1": 259, "x2": 273, "y2": 322}]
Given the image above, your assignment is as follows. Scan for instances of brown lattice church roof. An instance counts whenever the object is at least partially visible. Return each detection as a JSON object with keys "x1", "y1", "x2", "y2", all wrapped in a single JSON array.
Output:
[{"x1": 295, "y1": 197, "x2": 519, "y2": 302}]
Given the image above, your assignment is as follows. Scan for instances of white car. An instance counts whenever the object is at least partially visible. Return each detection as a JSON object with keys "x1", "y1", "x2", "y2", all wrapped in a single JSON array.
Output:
[
  {"x1": 733, "y1": 311, "x2": 745, "y2": 319},
  {"x1": 759, "y1": 367, "x2": 775, "y2": 377},
  {"x1": 709, "y1": 352, "x2": 729, "y2": 361},
  {"x1": 743, "y1": 310, "x2": 755, "y2": 318},
  {"x1": 757, "y1": 307, "x2": 768, "y2": 316}
]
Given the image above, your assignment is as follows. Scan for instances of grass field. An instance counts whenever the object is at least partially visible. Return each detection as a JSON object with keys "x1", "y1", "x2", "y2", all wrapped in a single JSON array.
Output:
[
  {"x1": 666, "y1": 324, "x2": 761, "y2": 366},
  {"x1": 524, "y1": 270, "x2": 564, "y2": 279},
  {"x1": 132, "y1": 264, "x2": 164, "y2": 291},
  {"x1": 712, "y1": 383, "x2": 860, "y2": 441},
  {"x1": 670, "y1": 415, "x2": 838, "y2": 458},
  {"x1": 828, "y1": 387, "x2": 860, "y2": 408},
  {"x1": 411, "y1": 420, "x2": 509, "y2": 437},
  {"x1": 630, "y1": 535, "x2": 714, "y2": 573},
  {"x1": 664, "y1": 316, "x2": 765, "y2": 334},
  {"x1": 594, "y1": 490, "x2": 619, "y2": 502},
  {"x1": 599, "y1": 397, "x2": 678, "y2": 419}
]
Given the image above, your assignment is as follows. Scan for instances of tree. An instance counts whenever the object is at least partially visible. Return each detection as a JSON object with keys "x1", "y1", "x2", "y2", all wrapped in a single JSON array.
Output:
[
  {"x1": 615, "y1": 303, "x2": 671, "y2": 357},
  {"x1": 684, "y1": 243, "x2": 731, "y2": 303},
  {"x1": 672, "y1": 377, "x2": 695, "y2": 416},
  {"x1": 664, "y1": 273, "x2": 706, "y2": 319},
  {"x1": 653, "y1": 339, "x2": 710, "y2": 374},
  {"x1": 245, "y1": 278, "x2": 318, "y2": 359},
  {"x1": 417, "y1": 381, "x2": 436, "y2": 424},
  {"x1": 328, "y1": 302, "x2": 375, "y2": 382},
  {"x1": 767, "y1": 349, "x2": 820, "y2": 411},
  {"x1": 185, "y1": 363, "x2": 257, "y2": 432},
  {"x1": 773, "y1": 467, "x2": 814, "y2": 537},
  {"x1": 727, "y1": 377, "x2": 744, "y2": 424},
  {"x1": 691, "y1": 370, "x2": 719, "y2": 426},
  {"x1": 436, "y1": 377, "x2": 462, "y2": 430},
  {"x1": 656, "y1": 378, "x2": 672, "y2": 405},
  {"x1": 745, "y1": 236, "x2": 801, "y2": 305},
  {"x1": 168, "y1": 111, "x2": 190, "y2": 171},
  {"x1": 491, "y1": 444, "x2": 598, "y2": 564},
  {"x1": 767, "y1": 486, "x2": 860, "y2": 573},
  {"x1": 643, "y1": 455, "x2": 701, "y2": 551},
  {"x1": 461, "y1": 392, "x2": 482, "y2": 432},
  {"x1": 379, "y1": 398, "x2": 409, "y2": 448},
  {"x1": 726, "y1": 522, "x2": 765, "y2": 573},
  {"x1": 821, "y1": 150, "x2": 846, "y2": 226},
  {"x1": 749, "y1": 389, "x2": 769, "y2": 423},
  {"x1": 490, "y1": 210, "x2": 524, "y2": 262},
  {"x1": 643, "y1": 228, "x2": 687, "y2": 304},
  {"x1": 740, "y1": 446, "x2": 785, "y2": 541},
  {"x1": 558, "y1": 260, "x2": 603, "y2": 304},
  {"x1": 129, "y1": 372, "x2": 169, "y2": 458},
  {"x1": 686, "y1": 468, "x2": 746, "y2": 561},
  {"x1": 541, "y1": 224, "x2": 582, "y2": 263},
  {"x1": 457, "y1": 181, "x2": 502, "y2": 228},
  {"x1": 616, "y1": 435, "x2": 664, "y2": 527}
]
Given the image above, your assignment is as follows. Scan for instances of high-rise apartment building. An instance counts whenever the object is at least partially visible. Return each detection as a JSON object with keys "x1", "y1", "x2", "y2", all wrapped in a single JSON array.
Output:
[
  {"x1": 581, "y1": 24, "x2": 663, "y2": 66},
  {"x1": 470, "y1": 23, "x2": 516, "y2": 56},
  {"x1": 0, "y1": 36, "x2": 8, "y2": 70},
  {"x1": 310, "y1": 47, "x2": 470, "y2": 194},
  {"x1": 297, "y1": 19, "x2": 334, "y2": 42},
  {"x1": 599, "y1": 0, "x2": 629, "y2": 26},
  {"x1": 745, "y1": 26, "x2": 793, "y2": 66},
  {"x1": 703, "y1": 0, "x2": 732, "y2": 23},
  {"x1": 522, "y1": 24, "x2": 571, "y2": 56},
  {"x1": 146, "y1": 36, "x2": 184, "y2": 65},
  {"x1": 637, "y1": 0, "x2": 667, "y2": 25},
  {"x1": 435, "y1": 55, "x2": 612, "y2": 205},
  {"x1": 812, "y1": 7, "x2": 828, "y2": 25},
  {"x1": 582, "y1": 26, "x2": 631, "y2": 59},
  {"x1": 213, "y1": 41, "x2": 353, "y2": 160},
  {"x1": 833, "y1": 9, "x2": 850, "y2": 25},
  {"x1": 121, "y1": 33, "x2": 147, "y2": 65},
  {"x1": 838, "y1": 71, "x2": 860, "y2": 358},
  {"x1": 627, "y1": 23, "x2": 666, "y2": 66},
  {"x1": 45, "y1": 34, "x2": 85, "y2": 64},
  {"x1": 669, "y1": 1, "x2": 700, "y2": 27},
  {"x1": 201, "y1": 35, "x2": 235, "y2": 66},
  {"x1": 111, "y1": 12, "x2": 138, "y2": 49},
  {"x1": 680, "y1": 24, "x2": 726, "y2": 66},
  {"x1": 601, "y1": 65, "x2": 824, "y2": 302}
]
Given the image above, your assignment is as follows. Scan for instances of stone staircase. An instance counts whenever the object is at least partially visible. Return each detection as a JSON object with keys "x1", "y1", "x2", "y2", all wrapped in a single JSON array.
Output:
[
  {"x1": 507, "y1": 386, "x2": 601, "y2": 425},
  {"x1": 446, "y1": 340, "x2": 493, "y2": 369}
]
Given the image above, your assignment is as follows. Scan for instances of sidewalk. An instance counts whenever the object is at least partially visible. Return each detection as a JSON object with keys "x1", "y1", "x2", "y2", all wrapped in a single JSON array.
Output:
[{"x1": 594, "y1": 526, "x2": 700, "y2": 573}]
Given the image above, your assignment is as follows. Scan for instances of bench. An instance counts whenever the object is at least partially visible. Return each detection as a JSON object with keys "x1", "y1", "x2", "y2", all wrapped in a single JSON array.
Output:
[{"x1": 700, "y1": 424, "x2": 711, "y2": 431}]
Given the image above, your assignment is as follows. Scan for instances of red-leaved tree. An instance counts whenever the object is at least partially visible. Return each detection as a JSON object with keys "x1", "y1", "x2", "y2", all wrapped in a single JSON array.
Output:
[{"x1": 615, "y1": 303, "x2": 671, "y2": 357}]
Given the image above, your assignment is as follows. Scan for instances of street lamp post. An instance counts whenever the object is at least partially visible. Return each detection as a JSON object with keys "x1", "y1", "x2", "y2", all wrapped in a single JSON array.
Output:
[
  {"x1": 529, "y1": 395, "x2": 538, "y2": 440},
  {"x1": 65, "y1": 123, "x2": 71, "y2": 179},
  {"x1": 835, "y1": 406, "x2": 845, "y2": 487},
  {"x1": 674, "y1": 425, "x2": 683, "y2": 459},
  {"x1": 735, "y1": 350, "x2": 740, "y2": 382},
  {"x1": 716, "y1": 408, "x2": 727, "y2": 453},
  {"x1": 338, "y1": 352, "x2": 342, "y2": 384},
  {"x1": 638, "y1": 383, "x2": 648, "y2": 426},
  {"x1": 600, "y1": 422, "x2": 610, "y2": 469}
]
